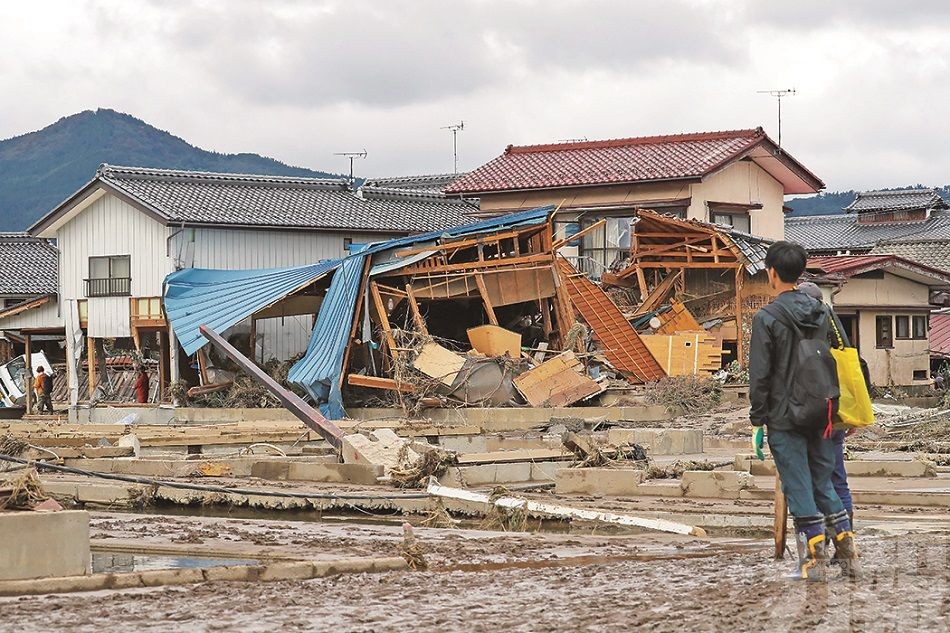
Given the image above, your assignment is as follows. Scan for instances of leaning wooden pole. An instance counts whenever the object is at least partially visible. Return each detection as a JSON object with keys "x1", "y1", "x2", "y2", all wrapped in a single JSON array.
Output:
[
  {"x1": 198, "y1": 324, "x2": 345, "y2": 450},
  {"x1": 774, "y1": 473, "x2": 788, "y2": 559}
]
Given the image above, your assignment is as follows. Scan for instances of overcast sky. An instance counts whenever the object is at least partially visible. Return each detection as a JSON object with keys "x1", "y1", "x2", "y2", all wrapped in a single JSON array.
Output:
[{"x1": 2, "y1": 0, "x2": 950, "y2": 191}]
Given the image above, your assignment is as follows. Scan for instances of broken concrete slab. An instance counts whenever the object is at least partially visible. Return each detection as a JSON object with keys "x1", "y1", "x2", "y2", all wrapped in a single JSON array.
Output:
[
  {"x1": 250, "y1": 461, "x2": 383, "y2": 485},
  {"x1": 0, "y1": 511, "x2": 90, "y2": 581},
  {"x1": 555, "y1": 468, "x2": 645, "y2": 495},
  {"x1": 606, "y1": 428, "x2": 703, "y2": 456},
  {"x1": 681, "y1": 470, "x2": 755, "y2": 500},
  {"x1": 341, "y1": 428, "x2": 419, "y2": 471}
]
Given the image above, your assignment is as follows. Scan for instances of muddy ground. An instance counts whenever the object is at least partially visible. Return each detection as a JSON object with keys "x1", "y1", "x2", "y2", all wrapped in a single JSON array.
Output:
[{"x1": 3, "y1": 513, "x2": 948, "y2": 632}]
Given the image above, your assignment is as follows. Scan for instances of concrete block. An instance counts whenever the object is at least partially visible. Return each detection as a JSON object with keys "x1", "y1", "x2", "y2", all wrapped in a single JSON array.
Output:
[
  {"x1": 555, "y1": 468, "x2": 645, "y2": 495},
  {"x1": 341, "y1": 429, "x2": 417, "y2": 470},
  {"x1": 117, "y1": 433, "x2": 141, "y2": 457},
  {"x1": 258, "y1": 561, "x2": 315, "y2": 581},
  {"x1": 251, "y1": 461, "x2": 383, "y2": 485},
  {"x1": 202, "y1": 565, "x2": 259, "y2": 583},
  {"x1": 681, "y1": 470, "x2": 755, "y2": 499},
  {"x1": 138, "y1": 568, "x2": 205, "y2": 587},
  {"x1": 0, "y1": 510, "x2": 91, "y2": 580},
  {"x1": 606, "y1": 428, "x2": 703, "y2": 455}
]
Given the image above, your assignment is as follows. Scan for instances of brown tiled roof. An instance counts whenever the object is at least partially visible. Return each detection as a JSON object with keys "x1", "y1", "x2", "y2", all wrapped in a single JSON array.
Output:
[{"x1": 445, "y1": 128, "x2": 823, "y2": 195}]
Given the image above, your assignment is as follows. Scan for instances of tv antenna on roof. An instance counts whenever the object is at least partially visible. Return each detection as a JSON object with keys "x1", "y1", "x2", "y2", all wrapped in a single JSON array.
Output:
[
  {"x1": 757, "y1": 88, "x2": 796, "y2": 148},
  {"x1": 334, "y1": 150, "x2": 367, "y2": 181},
  {"x1": 441, "y1": 121, "x2": 465, "y2": 174}
]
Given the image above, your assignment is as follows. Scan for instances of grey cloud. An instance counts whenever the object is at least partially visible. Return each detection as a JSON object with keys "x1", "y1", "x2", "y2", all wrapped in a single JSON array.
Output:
[{"x1": 147, "y1": 0, "x2": 747, "y2": 108}]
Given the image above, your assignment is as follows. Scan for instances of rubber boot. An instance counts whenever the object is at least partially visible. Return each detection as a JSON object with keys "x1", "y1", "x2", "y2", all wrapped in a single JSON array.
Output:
[
  {"x1": 827, "y1": 510, "x2": 862, "y2": 580},
  {"x1": 794, "y1": 515, "x2": 829, "y2": 582}
]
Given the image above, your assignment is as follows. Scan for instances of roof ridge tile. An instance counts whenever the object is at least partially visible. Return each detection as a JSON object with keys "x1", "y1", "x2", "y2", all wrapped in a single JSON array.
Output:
[{"x1": 505, "y1": 128, "x2": 764, "y2": 155}]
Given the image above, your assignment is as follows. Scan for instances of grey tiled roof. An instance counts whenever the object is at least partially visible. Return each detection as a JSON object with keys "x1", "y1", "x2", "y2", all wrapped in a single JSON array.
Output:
[
  {"x1": 726, "y1": 229, "x2": 772, "y2": 274},
  {"x1": 785, "y1": 210, "x2": 950, "y2": 251},
  {"x1": 97, "y1": 165, "x2": 475, "y2": 233},
  {"x1": 844, "y1": 188, "x2": 948, "y2": 213},
  {"x1": 870, "y1": 239, "x2": 950, "y2": 273},
  {"x1": 364, "y1": 173, "x2": 465, "y2": 194},
  {"x1": 0, "y1": 233, "x2": 58, "y2": 294}
]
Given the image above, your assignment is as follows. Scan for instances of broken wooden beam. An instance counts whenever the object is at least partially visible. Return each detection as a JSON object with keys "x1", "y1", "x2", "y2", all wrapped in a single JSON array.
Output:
[
  {"x1": 198, "y1": 324, "x2": 345, "y2": 450},
  {"x1": 426, "y1": 478, "x2": 706, "y2": 537},
  {"x1": 347, "y1": 374, "x2": 415, "y2": 393}
]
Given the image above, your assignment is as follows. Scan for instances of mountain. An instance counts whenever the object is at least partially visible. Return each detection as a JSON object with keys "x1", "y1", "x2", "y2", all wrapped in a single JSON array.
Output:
[
  {"x1": 0, "y1": 109, "x2": 339, "y2": 231},
  {"x1": 785, "y1": 185, "x2": 950, "y2": 217}
]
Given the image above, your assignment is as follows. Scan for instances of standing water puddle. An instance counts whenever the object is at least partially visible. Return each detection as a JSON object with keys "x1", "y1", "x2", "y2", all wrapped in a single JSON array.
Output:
[{"x1": 92, "y1": 552, "x2": 257, "y2": 573}]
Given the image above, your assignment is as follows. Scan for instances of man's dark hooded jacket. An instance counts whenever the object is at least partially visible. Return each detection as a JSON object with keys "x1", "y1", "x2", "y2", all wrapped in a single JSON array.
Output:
[{"x1": 749, "y1": 290, "x2": 831, "y2": 432}]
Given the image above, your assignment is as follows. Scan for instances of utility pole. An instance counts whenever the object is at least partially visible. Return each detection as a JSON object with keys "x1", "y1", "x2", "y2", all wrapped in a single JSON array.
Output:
[
  {"x1": 441, "y1": 121, "x2": 464, "y2": 174},
  {"x1": 333, "y1": 150, "x2": 367, "y2": 182},
  {"x1": 757, "y1": 88, "x2": 796, "y2": 147}
]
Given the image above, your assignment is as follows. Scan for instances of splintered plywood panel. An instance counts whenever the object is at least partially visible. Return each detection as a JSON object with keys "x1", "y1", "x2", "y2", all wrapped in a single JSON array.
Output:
[
  {"x1": 640, "y1": 332, "x2": 725, "y2": 376},
  {"x1": 555, "y1": 257, "x2": 665, "y2": 383},
  {"x1": 467, "y1": 325, "x2": 522, "y2": 358},
  {"x1": 413, "y1": 343, "x2": 467, "y2": 386},
  {"x1": 513, "y1": 351, "x2": 605, "y2": 407},
  {"x1": 655, "y1": 299, "x2": 702, "y2": 335}
]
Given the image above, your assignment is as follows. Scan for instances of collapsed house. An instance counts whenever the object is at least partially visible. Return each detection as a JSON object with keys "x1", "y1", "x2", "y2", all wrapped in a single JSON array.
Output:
[{"x1": 163, "y1": 205, "x2": 772, "y2": 417}]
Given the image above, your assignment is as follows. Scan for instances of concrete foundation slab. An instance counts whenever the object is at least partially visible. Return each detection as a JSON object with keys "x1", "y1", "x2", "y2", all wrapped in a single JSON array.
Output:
[
  {"x1": 606, "y1": 428, "x2": 703, "y2": 455},
  {"x1": 681, "y1": 470, "x2": 755, "y2": 499},
  {"x1": 0, "y1": 510, "x2": 90, "y2": 580},
  {"x1": 555, "y1": 468, "x2": 645, "y2": 495}
]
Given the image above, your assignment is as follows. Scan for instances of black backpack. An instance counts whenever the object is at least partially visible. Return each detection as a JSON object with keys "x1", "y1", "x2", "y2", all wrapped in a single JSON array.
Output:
[{"x1": 763, "y1": 302, "x2": 840, "y2": 436}]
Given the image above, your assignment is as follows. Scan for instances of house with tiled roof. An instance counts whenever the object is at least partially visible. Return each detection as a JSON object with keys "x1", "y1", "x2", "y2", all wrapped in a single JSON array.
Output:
[
  {"x1": 445, "y1": 127, "x2": 823, "y2": 275},
  {"x1": 0, "y1": 233, "x2": 61, "y2": 361},
  {"x1": 0, "y1": 164, "x2": 478, "y2": 404},
  {"x1": 786, "y1": 188, "x2": 950, "y2": 258},
  {"x1": 804, "y1": 255, "x2": 950, "y2": 387}
]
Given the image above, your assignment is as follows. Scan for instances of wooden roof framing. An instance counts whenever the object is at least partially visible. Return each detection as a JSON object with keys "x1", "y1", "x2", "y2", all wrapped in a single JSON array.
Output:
[{"x1": 621, "y1": 210, "x2": 745, "y2": 273}]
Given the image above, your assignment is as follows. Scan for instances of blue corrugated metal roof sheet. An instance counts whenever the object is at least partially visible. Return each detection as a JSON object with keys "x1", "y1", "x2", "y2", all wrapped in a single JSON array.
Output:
[
  {"x1": 165, "y1": 260, "x2": 340, "y2": 356},
  {"x1": 288, "y1": 205, "x2": 554, "y2": 417}
]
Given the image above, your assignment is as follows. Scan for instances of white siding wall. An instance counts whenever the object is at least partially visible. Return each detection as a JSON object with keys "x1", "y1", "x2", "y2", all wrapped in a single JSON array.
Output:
[
  {"x1": 0, "y1": 299, "x2": 61, "y2": 330},
  {"x1": 172, "y1": 227, "x2": 399, "y2": 360},
  {"x1": 57, "y1": 194, "x2": 173, "y2": 338}
]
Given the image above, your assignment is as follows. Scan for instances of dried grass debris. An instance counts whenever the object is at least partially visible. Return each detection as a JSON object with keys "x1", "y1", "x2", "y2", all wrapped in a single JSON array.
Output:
[
  {"x1": 479, "y1": 486, "x2": 528, "y2": 532},
  {"x1": 389, "y1": 447, "x2": 460, "y2": 489},
  {"x1": 646, "y1": 375, "x2": 723, "y2": 416},
  {"x1": 0, "y1": 468, "x2": 50, "y2": 510},
  {"x1": 641, "y1": 459, "x2": 733, "y2": 480}
]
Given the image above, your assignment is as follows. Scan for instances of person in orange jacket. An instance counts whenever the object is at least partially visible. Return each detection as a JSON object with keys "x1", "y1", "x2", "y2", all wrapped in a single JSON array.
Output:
[
  {"x1": 134, "y1": 366, "x2": 149, "y2": 404},
  {"x1": 33, "y1": 366, "x2": 54, "y2": 413}
]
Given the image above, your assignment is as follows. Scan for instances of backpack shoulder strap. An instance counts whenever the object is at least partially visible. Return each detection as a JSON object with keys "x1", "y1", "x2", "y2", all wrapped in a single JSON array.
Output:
[{"x1": 762, "y1": 302, "x2": 804, "y2": 339}]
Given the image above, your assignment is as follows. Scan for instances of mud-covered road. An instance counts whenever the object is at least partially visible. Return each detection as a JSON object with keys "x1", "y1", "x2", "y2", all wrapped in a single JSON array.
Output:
[{"x1": 3, "y1": 518, "x2": 948, "y2": 632}]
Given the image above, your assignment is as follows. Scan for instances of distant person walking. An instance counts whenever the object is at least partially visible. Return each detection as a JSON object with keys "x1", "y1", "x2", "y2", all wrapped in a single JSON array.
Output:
[
  {"x1": 749, "y1": 242, "x2": 860, "y2": 581},
  {"x1": 33, "y1": 366, "x2": 54, "y2": 413},
  {"x1": 134, "y1": 366, "x2": 150, "y2": 404}
]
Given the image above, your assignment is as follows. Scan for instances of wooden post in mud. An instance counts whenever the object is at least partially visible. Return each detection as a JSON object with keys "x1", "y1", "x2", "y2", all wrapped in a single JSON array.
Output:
[{"x1": 774, "y1": 474, "x2": 788, "y2": 559}]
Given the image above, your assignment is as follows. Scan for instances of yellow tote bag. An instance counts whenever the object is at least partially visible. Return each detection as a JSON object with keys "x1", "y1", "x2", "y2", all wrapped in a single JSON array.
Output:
[{"x1": 829, "y1": 318, "x2": 875, "y2": 428}]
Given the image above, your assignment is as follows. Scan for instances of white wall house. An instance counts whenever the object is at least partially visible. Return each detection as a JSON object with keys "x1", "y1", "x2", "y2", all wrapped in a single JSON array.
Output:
[{"x1": 2, "y1": 165, "x2": 476, "y2": 402}]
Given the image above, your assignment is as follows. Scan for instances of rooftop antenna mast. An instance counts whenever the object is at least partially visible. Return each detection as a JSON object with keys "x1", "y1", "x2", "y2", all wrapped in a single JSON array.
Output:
[
  {"x1": 441, "y1": 121, "x2": 465, "y2": 174},
  {"x1": 333, "y1": 149, "x2": 367, "y2": 182},
  {"x1": 757, "y1": 88, "x2": 796, "y2": 148}
]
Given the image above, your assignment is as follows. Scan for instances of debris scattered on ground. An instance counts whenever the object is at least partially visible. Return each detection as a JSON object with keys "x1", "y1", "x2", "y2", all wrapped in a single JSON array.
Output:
[
  {"x1": 479, "y1": 486, "x2": 529, "y2": 532},
  {"x1": 642, "y1": 459, "x2": 734, "y2": 480},
  {"x1": 562, "y1": 432, "x2": 647, "y2": 468},
  {"x1": 400, "y1": 522, "x2": 428, "y2": 570},
  {"x1": 389, "y1": 447, "x2": 460, "y2": 489},
  {"x1": 0, "y1": 468, "x2": 50, "y2": 510},
  {"x1": 646, "y1": 375, "x2": 723, "y2": 415}
]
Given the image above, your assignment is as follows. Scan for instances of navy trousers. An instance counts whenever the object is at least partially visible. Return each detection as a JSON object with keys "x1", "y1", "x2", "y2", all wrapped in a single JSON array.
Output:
[
  {"x1": 767, "y1": 427, "x2": 846, "y2": 519},
  {"x1": 831, "y1": 429, "x2": 853, "y2": 512}
]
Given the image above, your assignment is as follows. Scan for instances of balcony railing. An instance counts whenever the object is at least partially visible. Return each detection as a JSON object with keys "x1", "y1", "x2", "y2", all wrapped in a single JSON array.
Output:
[{"x1": 85, "y1": 277, "x2": 131, "y2": 298}]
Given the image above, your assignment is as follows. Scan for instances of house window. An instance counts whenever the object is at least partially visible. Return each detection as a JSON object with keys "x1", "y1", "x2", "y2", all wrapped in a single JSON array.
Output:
[
  {"x1": 895, "y1": 316, "x2": 910, "y2": 339},
  {"x1": 343, "y1": 238, "x2": 353, "y2": 252},
  {"x1": 913, "y1": 369, "x2": 929, "y2": 381},
  {"x1": 913, "y1": 315, "x2": 928, "y2": 339},
  {"x1": 711, "y1": 212, "x2": 751, "y2": 233},
  {"x1": 86, "y1": 255, "x2": 131, "y2": 297},
  {"x1": 580, "y1": 216, "x2": 635, "y2": 277},
  {"x1": 875, "y1": 315, "x2": 893, "y2": 348}
]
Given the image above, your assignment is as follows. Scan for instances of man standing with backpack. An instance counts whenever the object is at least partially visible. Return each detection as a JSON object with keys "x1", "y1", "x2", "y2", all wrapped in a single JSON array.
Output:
[{"x1": 749, "y1": 242, "x2": 860, "y2": 581}]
